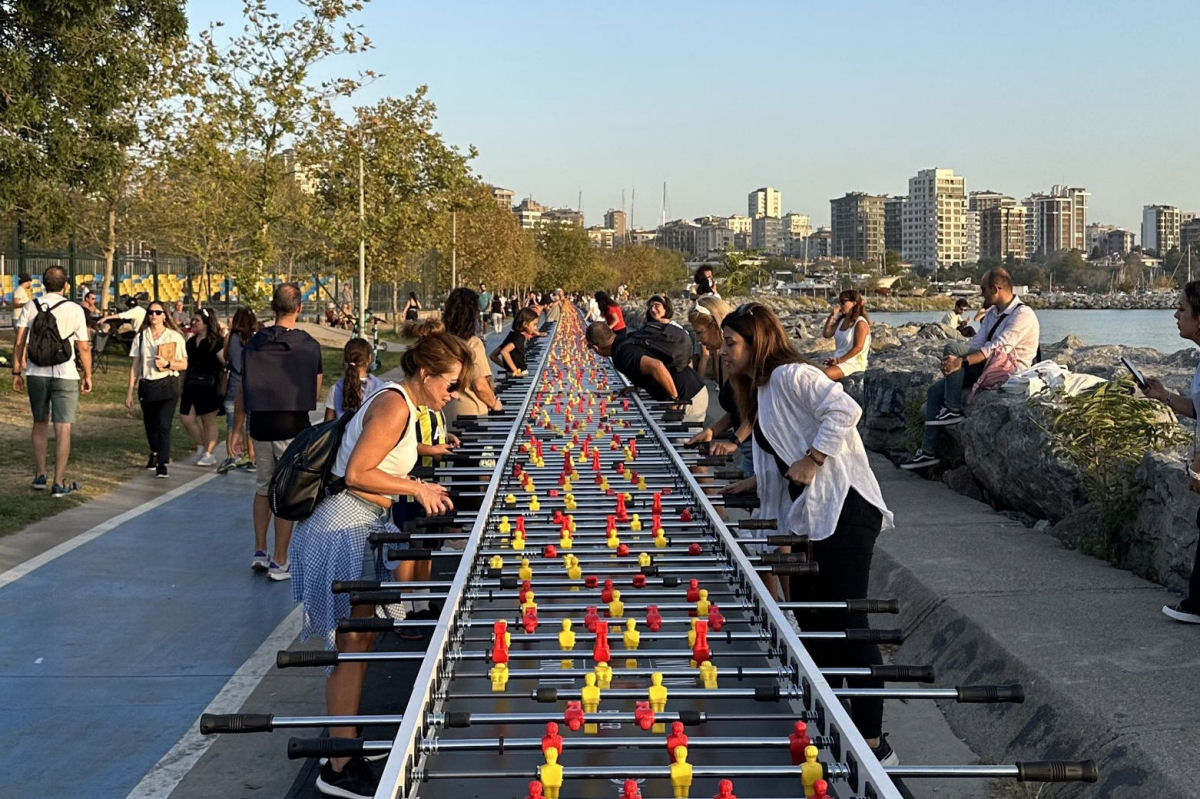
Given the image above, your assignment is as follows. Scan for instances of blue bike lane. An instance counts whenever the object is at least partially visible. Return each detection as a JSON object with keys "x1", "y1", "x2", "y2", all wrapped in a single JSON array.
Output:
[{"x1": 0, "y1": 470, "x2": 298, "y2": 799}]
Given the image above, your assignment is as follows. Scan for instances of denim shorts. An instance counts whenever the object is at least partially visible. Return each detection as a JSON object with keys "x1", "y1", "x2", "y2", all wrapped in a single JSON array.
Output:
[{"x1": 27, "y1": 376, "x2": 80, "y2": 424}]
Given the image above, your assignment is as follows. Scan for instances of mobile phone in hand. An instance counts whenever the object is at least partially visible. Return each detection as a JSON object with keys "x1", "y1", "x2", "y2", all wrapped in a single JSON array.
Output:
[{"x1": 1120, "y1": 356, "x2": 1146, "y2": 389}]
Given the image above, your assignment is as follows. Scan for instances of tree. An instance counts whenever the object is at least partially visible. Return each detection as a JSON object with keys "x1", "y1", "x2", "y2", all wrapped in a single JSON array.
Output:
[
  {"x1": 0, "y1": 0, "x2": 187, "y2": 227},
  {"x1": 306, "y1": 90, "x2": 476, "y2": 309},
  {"x1": 190, "y1": 0, "x2": 372, "y2": 304},
  {"x1": 431, "y1": 183, "x2": 537, "y2": 294},
  {"x1": 604, "y1": 246, "x2": 683, "y2": 296},
  {"x1": 535, "y1": 224, "x2": 600, "y2": 292}
]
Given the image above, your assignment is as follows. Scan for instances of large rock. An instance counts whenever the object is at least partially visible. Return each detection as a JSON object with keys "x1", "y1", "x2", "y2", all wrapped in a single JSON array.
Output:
[{"x1": 1129, "y1": 452, "x2": 1200, "y2": 593}]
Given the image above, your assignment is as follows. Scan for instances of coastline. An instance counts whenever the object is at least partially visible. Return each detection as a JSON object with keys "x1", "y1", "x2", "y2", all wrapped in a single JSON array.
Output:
[{"x1": 739, "y1": 290, "x2": 1179, "y2": 313}]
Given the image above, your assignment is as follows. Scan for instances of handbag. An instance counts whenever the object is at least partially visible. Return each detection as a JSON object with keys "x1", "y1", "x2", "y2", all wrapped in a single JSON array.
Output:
[{"x1": 139, "y1": 375, "x2": 179, "y2": 403}]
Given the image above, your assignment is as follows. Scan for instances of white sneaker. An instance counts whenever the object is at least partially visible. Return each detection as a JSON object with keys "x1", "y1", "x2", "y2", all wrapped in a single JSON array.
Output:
[
  {"x1": 191, "y1": 446, "x2": 206, "y2": 464},
  {"x1": 196, "y1": 451, "x2": 218, "y2": 467},
  {"x1": 267, "y1": 560, "x2": 291, "y2": 581}
]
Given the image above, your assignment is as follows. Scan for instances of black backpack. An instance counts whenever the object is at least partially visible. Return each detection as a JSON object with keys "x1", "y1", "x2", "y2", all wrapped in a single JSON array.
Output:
[
  {"x1": 26, "y1": 297, "x2": 75, "y2": 367},
  {"x1": 267, "y1": 386, "x2": 402, "y2": 521},
  {"x1": 628, "y1": 320, "x2": 692, "y2": 372}
]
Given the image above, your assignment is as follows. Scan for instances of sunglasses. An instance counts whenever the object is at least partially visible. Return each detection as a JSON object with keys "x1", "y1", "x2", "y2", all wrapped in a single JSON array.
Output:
[
  {"x1": 434, "y1": 374, "x2": 461, "y2": 392},
  {"x1": 148, "y1": 309, "x2": 166, "y2": 316}
]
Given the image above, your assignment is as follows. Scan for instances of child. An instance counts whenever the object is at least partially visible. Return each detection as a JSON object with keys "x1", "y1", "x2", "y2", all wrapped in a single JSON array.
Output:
[
  {"x1": 491, "y1": 307, "x2": 538, "y2": 376},
  {"x1": 323, "y1": 338, "x2": 384, "y2": 421}
]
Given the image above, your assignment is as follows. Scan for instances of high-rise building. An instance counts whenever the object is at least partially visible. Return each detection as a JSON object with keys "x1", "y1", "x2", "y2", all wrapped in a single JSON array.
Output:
[
  {"x1": 725, "y1": 214, "x2": 752, "y2": 235},
  {"x1": 604, "y1": 209, "x2": 628, "y2": 241},
  {"x1": 830, "y1": 193, "x2": 886, "y2": 264},
  {"x1": 514, "y1": 197, "x2": 545, "y2": 230},
  {"x1": 659, "y1": 219, "x2": 701, "y2": 256},
  {"x1": 965, "y1": 210, "x2": 980, "y2": 264},
  {"x1": 782, "y1": 213, "x2": 813, "y2": 259},
  {"x1": 979, "y1": 203, "x2": 1026, "y2": 262},
  {"x1": 1142, "y1": 205, "x2": 1181, "y2": 255},
  {"x1": 1181, "y1": 217, "x2": 1200, "y2": 253},
  {"x1": 807, "y1": 228, "x2": 832, "y2": 259},
  {"x1": 884, "y1": 196, "x2": 905, "y2": 254},
  {"x1": 1106, "y1": 229, "x2": 1136, "y2": 256},
  {"x1": 695, "y1": 223, "x2": 736, "y2": 257},
  {"x1": 490, "y1": 186, "x2": 515, "y2": 210},
  {"x1": 751, "y1": 216, "x2": 783, "y2": 254},
  {"x1": 748, "y1": 187, "x2": 782, "y2": 220},
  {"x1": 968, "y1": 190, "x2": 1009, "y2": 213},
  {"x1": 1022, "y1": 186, "x2": 1088, "y2": 257},
  {"x1": 902, "y1": 168, "x2": 967, "y2": 272}
]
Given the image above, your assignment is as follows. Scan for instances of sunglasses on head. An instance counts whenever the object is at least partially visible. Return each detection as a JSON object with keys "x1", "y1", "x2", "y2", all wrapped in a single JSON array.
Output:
[{"x1": 731, "y1": 303, "x2": 758, "y2": 318}]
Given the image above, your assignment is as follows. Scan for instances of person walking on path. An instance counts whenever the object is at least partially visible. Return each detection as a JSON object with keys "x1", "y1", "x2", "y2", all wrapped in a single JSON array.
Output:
[
  {"x1": 180, "y1": 307, "x2": 225, "y2": 466},
  {"x1": 217, "y1": 308, "x2": 257, "y2": 473},
  {"x1": 901, "y1": 268, "x2": 1039, "y2": 470},
  {"x1": 12, "y1": 272, "x2": 32, "y2": 328},
  {"x1": 719, "y1": 301, "x2": 897, "y2": 763},
  {"x1": 289, "y1": 321, "x2": 464, "y2": 799},
  {"x1": 230, "y1": 283, "x2": 323, "y2": 581},
  {"x1": 477, "y1": 283, "x2": 492, "y2": 329},
  {"x1": 821, "y1": 290, "x2": 872, "y2": 381},
  {"x1": 11, "y1": 265, "x2": 93, "y2": 496},
  {"x1": 125, "y1": 300, "x2": 187, "y2": 479},
  {"x1": 1141, "y1": 280, "x2": 1200, "y2": 624}
]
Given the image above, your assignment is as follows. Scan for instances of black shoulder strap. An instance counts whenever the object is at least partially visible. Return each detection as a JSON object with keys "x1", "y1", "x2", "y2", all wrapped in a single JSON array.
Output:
[{"x1": 754, "y1": 420, "x2": 804, "y2": 501}]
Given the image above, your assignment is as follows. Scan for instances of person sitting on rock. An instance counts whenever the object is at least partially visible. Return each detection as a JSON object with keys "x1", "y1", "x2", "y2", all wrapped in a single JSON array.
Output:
[
  {"x1": 940, "y1": 298, "x2": 984, "y2": 337},
  {"x1": 901, "y1": 268, "x2": 1040, "y2": 470}
]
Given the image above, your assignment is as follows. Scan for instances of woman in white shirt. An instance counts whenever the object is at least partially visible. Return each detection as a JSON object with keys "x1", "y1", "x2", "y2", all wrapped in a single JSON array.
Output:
[
  {"x1": 721, "y1": 301, "x2": 898, "y2": 765},
  {"x1": 125, "y1": 301, "x2": 188, "y2": 478},
  {"x1": 821, "y1": 290, "x2": 871, "y2": 380}
]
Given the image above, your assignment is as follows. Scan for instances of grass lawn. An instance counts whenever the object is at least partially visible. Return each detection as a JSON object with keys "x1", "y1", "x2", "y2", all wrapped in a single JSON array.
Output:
[{"x1": 0, "y1": 328, "x2": 400, "y2": 539}]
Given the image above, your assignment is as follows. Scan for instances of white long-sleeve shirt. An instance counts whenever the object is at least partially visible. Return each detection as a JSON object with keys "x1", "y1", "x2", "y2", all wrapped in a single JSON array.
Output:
[
  {"x1": 967, "y1": 297, "x2": 1040, "y2": 370},
  {"x1": 754, "y1": 363, "x2": 894, "y2": 542}
]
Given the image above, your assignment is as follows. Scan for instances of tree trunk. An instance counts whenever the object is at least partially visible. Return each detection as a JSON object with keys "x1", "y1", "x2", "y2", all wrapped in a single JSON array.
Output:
[
  {"x1": 100, "y1": 205, "x2": 117, "y2": 309},
  {"x1": 391, "y1": 280, "x2": 399, "y2": 334}
]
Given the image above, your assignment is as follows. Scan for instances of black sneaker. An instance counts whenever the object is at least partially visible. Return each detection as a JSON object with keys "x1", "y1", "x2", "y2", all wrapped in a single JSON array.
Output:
[
  {"x1": 899, "y1": 450, "x2": 941, "y2": 470},
  {"x1": 315, "y1": 757, "x2": 380, "y2": 799},
  {"x1": 51, "y1": 480, "x2": 81, "y2": 498},
  {"x1": 31, "y1": 474, "x2": 48, "y2": 490},
  {"x1": 145, "y1": 454, "x2": 157, "y2": 470},
  {"x1": 216, "y1": 457, "x2": 238, "y2": 475},
  {"x1": 926, "y1": 406, "x2": 964, "y2": 426},
  {"x1": 871, "y1": 733, "x2": 900, "y2": 765},
  {"x1": 1162, "y1": 602, "x2": 1200, "y2": 624},
  {"x1": 156, "y1": 463, "x2": 169, "y2": 479}
]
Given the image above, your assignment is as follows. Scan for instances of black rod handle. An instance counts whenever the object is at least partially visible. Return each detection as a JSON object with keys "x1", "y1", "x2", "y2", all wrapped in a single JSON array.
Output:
[
  {"x1": 1016, "y1": 760, "x2": 1098, "y2": 783},
  {"x1": 276, "y1": 650, "x2": 340, "y2": 668},
  {"x1": 870, "y1": 665, "x2": 935, "y2": 683},
  {"x1": 844, "y1": 628, "x2": 904, "y2": 644},
  {"x1": 200, "y1": 713, "x2": 274, "y2": 734},
  {"x1": 956, "y1": 684, "x2": 1025, "y2": 703},
  {"x1": 844, "y1": 599, "x2": 900, "y2": 614}
]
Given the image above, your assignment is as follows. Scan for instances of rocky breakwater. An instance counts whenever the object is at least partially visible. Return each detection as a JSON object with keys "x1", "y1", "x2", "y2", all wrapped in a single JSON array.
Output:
[{"x1": 795, "y1": 318, "x2": 1200, "y2": 594}]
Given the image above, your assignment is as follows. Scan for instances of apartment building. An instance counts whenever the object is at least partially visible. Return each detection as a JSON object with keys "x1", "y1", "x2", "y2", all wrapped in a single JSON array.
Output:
[
  {"x1": 748, "y1": 187, "x2": 782, "y2": 220},
  {"x1": 979, "y1": 202, "x2": 1027, "y2": 261},
  {"x1": 830, "y1": 193, "x2": 886, "y2": 264},
  {"x1": 884, "y1": 196, "x2": 905, "y2": 254},
  {"x1": 902, "y1": 168, "x2": 967, "y2": 272},
  {"x1": 1142, "y1": 204, "x2": 1181, "y2": 255}
]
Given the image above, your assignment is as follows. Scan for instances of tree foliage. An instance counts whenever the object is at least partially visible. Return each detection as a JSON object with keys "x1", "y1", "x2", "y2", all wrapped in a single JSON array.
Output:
[
  {"x1": 535, "y1": 224, "x2": 601, "y2": 292},
  {"x1": 430, "y1": 183, "x2": 536, "y2": 292},
  {"x1": 0, "y1": 0, "x2": 187, "y2": 225},
  {"x1": 603, "y1": 245, "x2": 684, "y2": 296}
]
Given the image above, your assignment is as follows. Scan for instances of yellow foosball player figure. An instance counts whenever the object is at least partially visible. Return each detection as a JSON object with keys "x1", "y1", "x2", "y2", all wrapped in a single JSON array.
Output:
[
  {"x1": 670, "y1": 745, "x2": 693, "y2": 798},
  {"x1": 648, "y1": 672, "x2": 668, "y2": 711},
  {"x1": 698, "y1": 660, "x2": 719, "y2": 689},
  {"x1": 540, "y1": 748, "x2": 563, "y2": 799},
  {"x1": 594, "y1": 661, "x2": 613, "y2": 689},
  {"x1": 800, "y1": 745, "x2": 823, "y2": 797},
  {"x1": 623, "y1": 618, "x2": 640, "y2": 668},
  {"x1": 489, "y1": 662, "x2": 509, "y2": 692},
  {"x1": 608, "y1": 590, "x2": 624, "y2": 618},
  {"x1": 695, "y1": 589, "x2": 710, "y2": 618},
  {"x1": 519, "y1": 558, "x2": 533, "y2": 581}
]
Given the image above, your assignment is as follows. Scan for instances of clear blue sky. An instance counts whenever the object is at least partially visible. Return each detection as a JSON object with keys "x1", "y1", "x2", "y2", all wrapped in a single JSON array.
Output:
[{"x1": 187, "y1": 0, "x2": 1199, "y2": 232}]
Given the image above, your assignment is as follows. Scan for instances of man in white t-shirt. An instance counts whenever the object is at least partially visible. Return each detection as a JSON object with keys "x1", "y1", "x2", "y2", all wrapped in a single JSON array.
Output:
[
  {"x1": 99, "y1": 296, "x2": 147, "y2": 335},
  {"x1": 12, "y1": 265, "x2": 93, "y2": 497}
]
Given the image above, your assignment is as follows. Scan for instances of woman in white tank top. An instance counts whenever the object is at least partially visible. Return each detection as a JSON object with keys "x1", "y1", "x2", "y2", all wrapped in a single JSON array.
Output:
[
  {"x1": 288, "y1": 320, "x2": 473, "y2": 795},
  {"x1": 821, "y1": 290, "x2": 872, "y2": 380}
]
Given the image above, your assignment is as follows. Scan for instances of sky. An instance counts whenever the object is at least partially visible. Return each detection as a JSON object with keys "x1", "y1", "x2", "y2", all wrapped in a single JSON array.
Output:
[{"x1": 186, "y1": 0, "x2": 1200, "y2": 232}]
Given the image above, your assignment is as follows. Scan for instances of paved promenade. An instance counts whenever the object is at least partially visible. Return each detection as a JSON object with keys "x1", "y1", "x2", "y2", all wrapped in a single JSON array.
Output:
[{"x1": 0, "y1": 373, "x2": 1196, "y2": 797}]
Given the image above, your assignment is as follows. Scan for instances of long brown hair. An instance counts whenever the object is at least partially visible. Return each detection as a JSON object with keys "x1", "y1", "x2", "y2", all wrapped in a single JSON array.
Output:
[
  {"x1": 137, "y1": 301, "x2": 183, "y2": 336},
  {"x1": 193, "y1": 306, "x2": 224, "y2": 349},
  {"x1": 720, "y1": 302, "x2": 804, "y2": 423},
  {"x1": 340, "y1": 338, "x2": 374, "y2": 414},
  {"x1": 838, "y1": 289, "x2": 868, "y2": 323}
]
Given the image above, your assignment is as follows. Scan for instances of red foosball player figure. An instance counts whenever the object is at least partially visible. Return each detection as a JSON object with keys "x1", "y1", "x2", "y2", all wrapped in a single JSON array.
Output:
[
  {"x1": 788, "y1": 721, "x2": 811, "y2": 765},
  {"x1": 646, "y1": 605, "x2": 663, "y2": 632},
  {"x1": 584, "y1": 606, "x2": 600, "y2": 633},
  {"x1": 563, "y1": 700, "x2": 584, "y2": 731},
  {"x1": 541, "y1": 721, "x2": 562, "y2": 757},
  {"x1": 633, "y1": 700, "x2": 654, "y2": 730},
  {"x1": 691, "y1": 619, "x2": 711, "y2": 665},
  {"x1": 491, "y1": 621, "x2": 510, "y2": 665},
  {"x1": 810, "y1": 779, "x2": 830, "y2": 799},
  {"x1": 522, "y1": 606, "x2": 539, "y2": 633},
  {"x1": 540, "y1": 748, "x2": 564, "y2": 799},
  {"x1": 593, "y1": 621, "x2": 611, "y2": 664},
  {"x1": 800, "y1": 745, "x2": 823, "y2": 797},
  {"x1": 525, "y1": 780, "x2": 544, "y2": 799},
  {"x1": 669, "y1": 745, "x2": 692, "y2": 798},
  {"x1": 620, "y1": 779, "x2": 642, "y2": 799},
  {"x1": 665, "y1": 721, "x2": 688, "y2": 761},
  {"x1": 707, "y1": 605, "x2": 725, "y2": 632},
  {"x1": 713, "y1": 779, "x2": 737, "y2": 799},
  {"x1": 685, "y1": 579, "x2": 701, "y2": 602},
  {"x1": 601, "y1": 578, "x2": 616, "y2": 603}
]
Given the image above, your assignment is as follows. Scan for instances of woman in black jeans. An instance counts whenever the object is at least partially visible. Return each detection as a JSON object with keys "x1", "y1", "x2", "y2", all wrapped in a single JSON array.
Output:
[
  {"x1": 125, "y1": 301, "x2": 188, "y2": 478},
  {"x1": 719, "y1": 301, "x2": 898, "y2": 764}
]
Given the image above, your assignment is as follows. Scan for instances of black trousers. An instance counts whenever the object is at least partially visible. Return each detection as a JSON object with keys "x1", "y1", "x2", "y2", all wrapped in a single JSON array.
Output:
[
  {"x1": 1188, "y1": 507, "x2": 1200, "y2": 610},
  {"x1": 789, "y1": 488, "x2": 885, "y2": 739},
  {"x1": 141, "y1": 396, "x2": 177, "y2": 465}
]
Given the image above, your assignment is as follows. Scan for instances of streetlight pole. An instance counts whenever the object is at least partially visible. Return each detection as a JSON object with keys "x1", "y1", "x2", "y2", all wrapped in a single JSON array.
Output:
[
  {"x1": 451, "y1": 210, "x2": 457, "y2": 290},
  {"x1": 358, "y1": 146, "x2": 366, "y2": 330}
]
